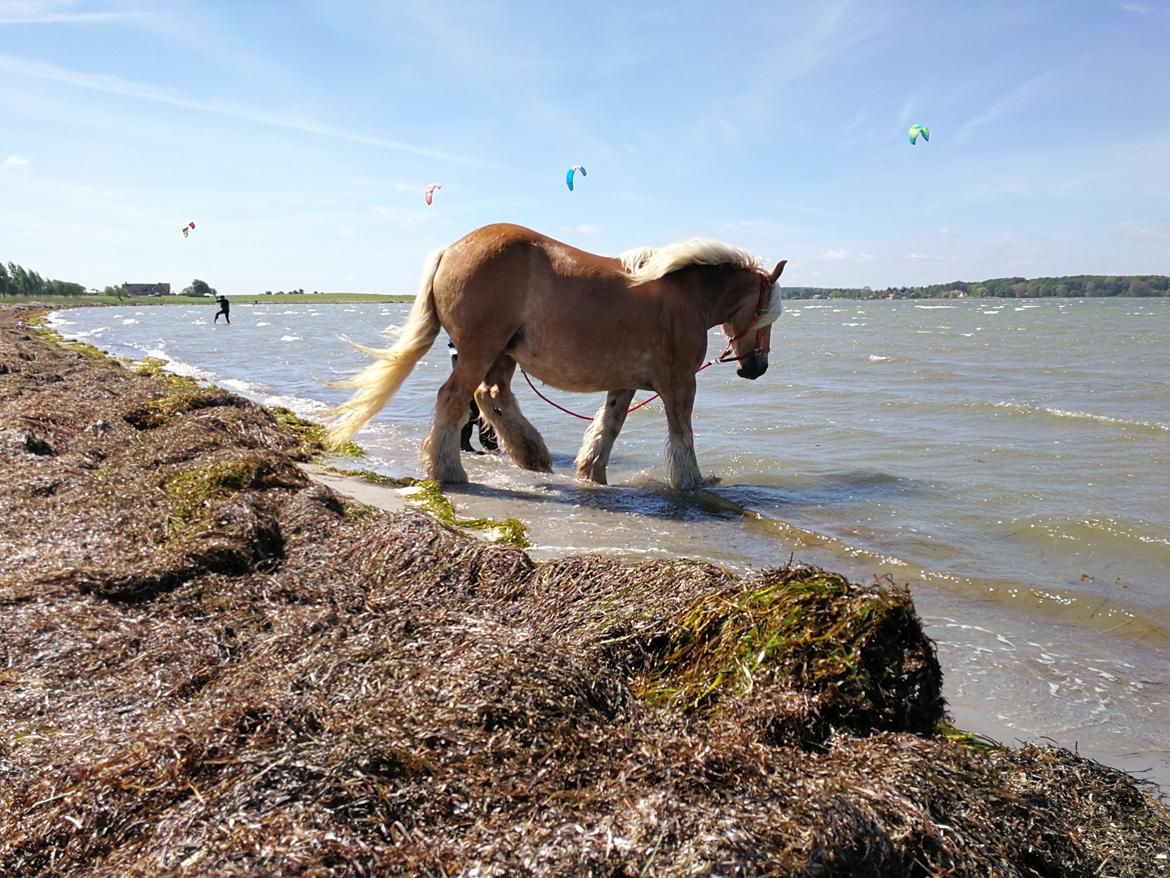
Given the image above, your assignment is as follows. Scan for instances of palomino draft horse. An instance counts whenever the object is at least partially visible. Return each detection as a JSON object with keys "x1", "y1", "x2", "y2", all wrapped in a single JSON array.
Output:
[{"x1": 326, "y1": 223, "x2": 786, "y2": 490}]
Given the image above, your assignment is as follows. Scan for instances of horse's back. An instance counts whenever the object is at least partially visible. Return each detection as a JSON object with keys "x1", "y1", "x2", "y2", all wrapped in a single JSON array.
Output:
[
  {"x1": 443, "y1": 223, "x2": 611, "y2": 273},
  {"x1": 433, "y1": 225, "x2": 661, "y2": 391},
  {"x1": 434, "y1": 224, "x2": 622, "y2": 318}
]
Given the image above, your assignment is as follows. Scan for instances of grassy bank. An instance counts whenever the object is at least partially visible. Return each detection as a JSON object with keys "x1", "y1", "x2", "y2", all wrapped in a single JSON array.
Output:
[{"x1": 1, "y1": 303, "x2": 1167, "y2": 876}]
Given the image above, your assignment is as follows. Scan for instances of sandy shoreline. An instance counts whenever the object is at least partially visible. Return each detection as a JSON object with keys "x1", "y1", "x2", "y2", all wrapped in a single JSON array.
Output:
[{"x1": 2, "y1": 304, "x2": 1168, "y2": 876}]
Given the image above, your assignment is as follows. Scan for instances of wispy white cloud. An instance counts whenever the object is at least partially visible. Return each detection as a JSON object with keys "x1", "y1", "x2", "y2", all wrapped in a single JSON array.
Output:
[
  {"x1": 0, "y1": 52, "x2": 480, "y2": 164},
  {"x1": 4, "y1": 154, "x2": 30, "y2": 166},
  {"x1": 1116, "y1": 217, "x2": 1170, "y2": 242},
  {"x1": 819, "y1": 248, "x2": 876, "y2": 263},
  {"x1": 0, "y1": 0, "x2": 139, "y2": 24},
  {"x1": 898, "y1": 96, "x2": 916, "y2": 127},
  {"x1": 962, "y1": 176, "x2": 1032, "y2": 200},
  {"x1": 956, "y1": 74, "x2": 1051, "y2": 144},
  {"x1": 843, "y1": 110, "x2": 868, "y2": 133}
]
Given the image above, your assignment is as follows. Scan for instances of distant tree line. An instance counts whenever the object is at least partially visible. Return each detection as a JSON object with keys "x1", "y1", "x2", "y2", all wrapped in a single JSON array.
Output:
[
  {"x1": 0, "y1": 260, "x2": 225, "y2": 300},
  {"x1": 784, "y1": 274, "x2": 1170, "y2": 300},
  {"x1": 5, "y1": 255, "x2": 1167, "y2": 302},
  {"x1": 182, "y1": 279, "x2": 218, "y2": 297},
  {"x1": 0, "y1": 261, "x2": 87, "y2": 298}
]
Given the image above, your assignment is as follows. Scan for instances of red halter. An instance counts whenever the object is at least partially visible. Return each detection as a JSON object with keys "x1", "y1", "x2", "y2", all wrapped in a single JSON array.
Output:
[
  {"x1": 520, "y1": 273, "x2": 776, "y2": 421},
  {"x1": 717, "y1": 273, "x2": 774, "y2": 362}
]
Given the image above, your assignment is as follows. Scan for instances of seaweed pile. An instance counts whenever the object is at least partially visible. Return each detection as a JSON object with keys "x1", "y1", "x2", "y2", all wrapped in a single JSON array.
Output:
[{"x1": 2, "y1": 306, "x2": 1167, "y2": 876}]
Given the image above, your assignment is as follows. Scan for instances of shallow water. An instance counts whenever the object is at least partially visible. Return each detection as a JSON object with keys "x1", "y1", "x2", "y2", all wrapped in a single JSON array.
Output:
[{"x1": 51, "y1": 297, "x2": 1170, "y2": 789}]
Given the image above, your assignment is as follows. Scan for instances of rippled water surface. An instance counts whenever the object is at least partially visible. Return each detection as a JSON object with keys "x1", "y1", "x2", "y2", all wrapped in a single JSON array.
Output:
[{"x1": 52, "y1": 297, "x2": 1170, "y2": 789}]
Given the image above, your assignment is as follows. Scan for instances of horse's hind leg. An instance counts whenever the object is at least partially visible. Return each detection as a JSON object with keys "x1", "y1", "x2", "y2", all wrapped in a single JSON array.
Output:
[
  {"x1": 422, "y1": 351, "x2": 497, "y2": 483},
  {"x1": 575, "y1": 389, "x2": 635, "y2": 485},
  {"x1": 474, "y1": 355, "x2": 553, "y2": 473}
]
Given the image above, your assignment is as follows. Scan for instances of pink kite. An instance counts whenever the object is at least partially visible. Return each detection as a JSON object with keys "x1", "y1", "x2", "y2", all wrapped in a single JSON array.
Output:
[
  {"x1": 181, "y1": 221, "x2": 196, "y2": 238},
  {"x1": 424, "y1": 184, "x2": 442, "y2": 206}
]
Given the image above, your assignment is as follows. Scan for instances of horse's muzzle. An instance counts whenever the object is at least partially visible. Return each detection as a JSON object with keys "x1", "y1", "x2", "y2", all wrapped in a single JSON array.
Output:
[{"x1": 736, "y1": 356, "x2": 768, "y2": 380}]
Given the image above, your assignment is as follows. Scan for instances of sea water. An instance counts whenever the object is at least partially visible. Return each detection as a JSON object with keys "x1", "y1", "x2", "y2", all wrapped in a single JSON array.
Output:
[{"x1": 51, "y1": 297, "x2": 1170, "y2": 789}]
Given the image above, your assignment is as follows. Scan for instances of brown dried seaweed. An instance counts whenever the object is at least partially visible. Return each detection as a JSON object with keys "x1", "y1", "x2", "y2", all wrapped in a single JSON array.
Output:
[{"x1": 2, "y1": 305, "x2": 1167, "y2": 877}]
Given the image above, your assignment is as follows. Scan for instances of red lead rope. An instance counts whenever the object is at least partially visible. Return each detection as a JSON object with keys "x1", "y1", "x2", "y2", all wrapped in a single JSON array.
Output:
[
  {"x1": 520, "y1": 275, "x2": 774, "y2": 421},
  {"x1": 519, "y1": 319, "x2": 770, "y2": 422}
]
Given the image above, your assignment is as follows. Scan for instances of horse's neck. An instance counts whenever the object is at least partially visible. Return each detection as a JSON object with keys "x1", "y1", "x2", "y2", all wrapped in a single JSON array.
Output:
[{"x1": 688, "y1": 267, "x2": 754, "y2": 329}]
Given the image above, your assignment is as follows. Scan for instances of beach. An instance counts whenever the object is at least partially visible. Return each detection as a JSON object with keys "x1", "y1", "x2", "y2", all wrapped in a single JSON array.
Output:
[
  {"x1": 47, "y1": 297, "x2": 1170, "y2": 791},
  {"x1": 2, "y1": 304, "x2": 1168, "y2": 874}
]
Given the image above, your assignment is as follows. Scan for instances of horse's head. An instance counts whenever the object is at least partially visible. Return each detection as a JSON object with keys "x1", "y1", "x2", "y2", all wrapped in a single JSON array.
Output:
[{"x1": 721, "y1": 259, "x2": 786, "y2": 379}]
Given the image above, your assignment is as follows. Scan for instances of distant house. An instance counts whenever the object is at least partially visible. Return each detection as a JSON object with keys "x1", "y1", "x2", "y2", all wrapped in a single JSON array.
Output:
[{"x1": 123, "y1": 282, "x2": 171, "y2": 297}]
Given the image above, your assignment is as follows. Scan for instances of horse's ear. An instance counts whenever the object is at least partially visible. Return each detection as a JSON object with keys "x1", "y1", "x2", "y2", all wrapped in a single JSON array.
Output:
[{"x1": 769, "y1": 260, "x2": 787, "y2": 283}]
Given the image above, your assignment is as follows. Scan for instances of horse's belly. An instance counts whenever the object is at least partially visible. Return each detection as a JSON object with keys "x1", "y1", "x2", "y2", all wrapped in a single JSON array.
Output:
[{"x1": 513, "y1": 350, "x2": 653, "y2": 394}]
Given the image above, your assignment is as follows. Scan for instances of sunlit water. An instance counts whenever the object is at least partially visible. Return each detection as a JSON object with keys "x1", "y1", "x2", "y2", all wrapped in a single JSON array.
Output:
[{"x1": 51, "y1": 297, "x2": 1170, "y2": 790}]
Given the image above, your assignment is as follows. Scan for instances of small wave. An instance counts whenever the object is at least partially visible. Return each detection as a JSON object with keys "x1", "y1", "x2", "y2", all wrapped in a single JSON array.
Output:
[
  {"x1": 262, "y1": 394, "x2": 329, "y2": 415},
  {"x1": 256, "y1": 321, "x2": 271, "y2": 327},
  {"x1": 915, "y1": 304, "x2": 956, "y2": 309},
  {"x1": 221, "y1": 378, "x2": 265, "y2": 395},
  {"x1": 121, "y1": 318, "x2": 139, "y2": 325},
  {"x1": 974, "y1": 401, "x2": 1169, "y2": 433},
  {"x1": 280, "y1": 335, "x2": 303, "y2": 342},
  {"x1": 152, "y1": 357, "x2": 212, "y2": 380},
  {"x1": 1011, "y1": 516, "x2": 1170, "y2": 565},
  {"x1": 842, "y1": 322, "x2": 867, "y2": 327}
]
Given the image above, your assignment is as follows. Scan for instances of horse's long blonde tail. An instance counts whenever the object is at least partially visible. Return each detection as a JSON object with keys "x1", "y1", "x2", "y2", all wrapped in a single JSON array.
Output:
[{"x1": 325, "y1": 248, "x2": 445, "y2": 448}]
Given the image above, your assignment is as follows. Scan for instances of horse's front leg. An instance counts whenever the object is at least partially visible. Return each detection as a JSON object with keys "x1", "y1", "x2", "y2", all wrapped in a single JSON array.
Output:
[
  {"x1": 575, "y1": 389, "x2": 636, "y2": 485},
  {"x1": 659, "y1": 374, "x2": 704, "y2": 490}
]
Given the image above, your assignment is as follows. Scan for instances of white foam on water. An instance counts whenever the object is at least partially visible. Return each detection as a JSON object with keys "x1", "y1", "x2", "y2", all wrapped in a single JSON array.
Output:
[
  {"x1": 280, "y1": 335, "x2": 303, "y2": 342},
  {"x1": 141, "y1": 348, "x2": 215, "y2": 381},
  {"x1": 256, "y1": 321, "x2": 271, "y2": 327},
  {"x1": 221, "y1": 378, "x2": 265, "y2": 395},
  {"x1": 869, "y1": 355, "x2": 890, "y2": 361},
  {"x1": 121, "y1": 318, "x2": 139, "y2": 325},
  {"x1": 262, "y1": 393, "x2": 329, "y2": 415}
]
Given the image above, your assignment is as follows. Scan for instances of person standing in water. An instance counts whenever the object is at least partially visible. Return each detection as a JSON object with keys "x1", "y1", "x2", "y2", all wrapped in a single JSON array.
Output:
[
  {"x1": 213, "y1": 295, "x2": 231, "y2": 324},
  {"x1": 448, "y1": 338, "x2": 498, "y2": 453}
]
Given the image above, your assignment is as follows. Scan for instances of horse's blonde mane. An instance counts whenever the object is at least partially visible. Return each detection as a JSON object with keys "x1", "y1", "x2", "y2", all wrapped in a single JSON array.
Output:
[{"x1": 618, "y1": 239, "x2": 764, "y2": 282}]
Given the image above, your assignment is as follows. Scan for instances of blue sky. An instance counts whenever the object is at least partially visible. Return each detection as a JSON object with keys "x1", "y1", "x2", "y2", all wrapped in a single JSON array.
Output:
[{"x1": 2, "y1": 1, "x2": 1168, "y2": 294}]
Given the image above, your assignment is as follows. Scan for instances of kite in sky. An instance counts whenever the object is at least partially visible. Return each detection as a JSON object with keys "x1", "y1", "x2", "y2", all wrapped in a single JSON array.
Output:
[
  {"x1": 565, "y1": 165, "x2": 586, "y2": 191},
  {"x1": 181, "y1": 222, "x2": 196, "y2": 238},
  {"x1": 908, "y1": 125, "x2": 930, "y2": 145},
  {"x1": 424, "y1": 184, "x2": 442, "y2": 205}
]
